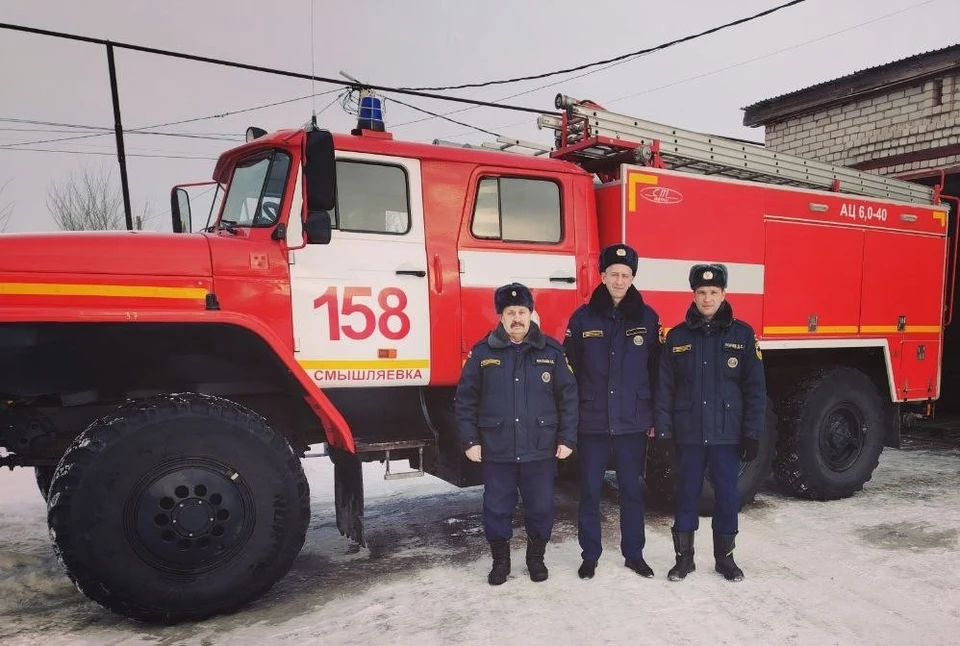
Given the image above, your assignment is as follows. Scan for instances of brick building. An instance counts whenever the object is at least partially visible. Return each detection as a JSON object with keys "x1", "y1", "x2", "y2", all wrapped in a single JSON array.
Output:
[
  {"x1": 742, "y1": 45, "x2": 960, "y2": 411},
  {"x1": 742, "y1": 45, "x2": 960, "y2": 187}
]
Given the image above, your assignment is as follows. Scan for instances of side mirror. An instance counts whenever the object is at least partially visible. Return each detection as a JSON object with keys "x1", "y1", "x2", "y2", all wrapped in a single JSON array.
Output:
[
  {"x1": 304, "y1": 210, "x2": 332, "y2": 245},
  {"x1": 304, "y1": 129, "x2": 337, "y2": 212},
  {"x1": 171, "y1": 187, "x2": 191, "y2": 233}
]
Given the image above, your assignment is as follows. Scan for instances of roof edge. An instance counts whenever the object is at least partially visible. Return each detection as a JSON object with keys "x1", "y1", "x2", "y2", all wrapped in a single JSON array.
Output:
[{"x1": 742, "y1": 45, "x2": 960, "y2": 127}]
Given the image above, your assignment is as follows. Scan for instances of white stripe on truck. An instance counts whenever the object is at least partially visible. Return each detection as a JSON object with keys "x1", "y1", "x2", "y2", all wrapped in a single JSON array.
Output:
[
  {"x1": 458, "y1": 250, "x2": 578, "y2": 289},
  {"x1": 458, "y1": 250, "x2": 764, "y2": 295},
  {"x1": 634, "y1": 257, "x2": 765, "y2": 294}
]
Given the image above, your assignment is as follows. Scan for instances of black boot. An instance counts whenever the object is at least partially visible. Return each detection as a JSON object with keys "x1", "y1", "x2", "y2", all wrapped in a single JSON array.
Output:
[
  {"x1": 488, "y1": 539, "x2": 511, "y2": 585},
  {"x1": 624, "y1": 556, "x2": 654, "y2": 578},
  {"x1": 526, "y1": 538, "x2": 549, "y2": 582},
  {"x1": 714, "y1": 532, "x2": 744, "y2": 582},
  {"x1": 577, "y1": 560, "x2": 597, "y2": 579},
  {"x1": 667, "y1": 528, "x2": 696, "y2": 581}
]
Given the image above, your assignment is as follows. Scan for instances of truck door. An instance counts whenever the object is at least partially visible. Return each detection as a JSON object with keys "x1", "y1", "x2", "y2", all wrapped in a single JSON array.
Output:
[
  {"x1": 290, "y1": 152, "x2": 430, "y2": 387},
  {"x1": 457, "y1": 171, "x2": 580, "y2": 349}
]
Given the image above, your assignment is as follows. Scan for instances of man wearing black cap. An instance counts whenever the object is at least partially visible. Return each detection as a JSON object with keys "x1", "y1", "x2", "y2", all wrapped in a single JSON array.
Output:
[
  {"x1": 563, "y1": 243, "x2": 662, "y2": 580},
  {"x1": 455, "y1": 282, "x2": 579, "y2": 586},
  {"x1": 655, "y1": 263, "x2": 766, "y2": 583}
]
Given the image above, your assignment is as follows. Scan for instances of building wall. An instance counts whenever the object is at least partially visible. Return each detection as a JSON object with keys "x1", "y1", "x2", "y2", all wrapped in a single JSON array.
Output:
[{"x1": 764, "y1": 73, "x2": 960, "y2": 176}]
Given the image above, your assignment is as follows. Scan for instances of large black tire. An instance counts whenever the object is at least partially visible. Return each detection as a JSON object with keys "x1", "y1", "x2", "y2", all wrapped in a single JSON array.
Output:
[
  {"x1": 35, "y1": 465, "x2": 56, "y2": 502},
  {"x1": 773, "y1": 367, "x2": 884, "y2": 500},
  {"x1": 46, "y1": 393, "x2": 310, "y2": 623},
  {"x1": 644, "y1": 398, "x2": 777, "y2": 515}
]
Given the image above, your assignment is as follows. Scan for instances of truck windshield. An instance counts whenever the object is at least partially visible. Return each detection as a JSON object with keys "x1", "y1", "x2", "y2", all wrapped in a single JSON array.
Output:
[{"x1": 219, "y1": 150, "x2": 292, "y2": 228}]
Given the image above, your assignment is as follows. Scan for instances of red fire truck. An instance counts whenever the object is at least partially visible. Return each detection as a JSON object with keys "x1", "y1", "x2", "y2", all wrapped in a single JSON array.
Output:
[{"x1": 0, "y1": 90, "x2": 953, "y2": 622}]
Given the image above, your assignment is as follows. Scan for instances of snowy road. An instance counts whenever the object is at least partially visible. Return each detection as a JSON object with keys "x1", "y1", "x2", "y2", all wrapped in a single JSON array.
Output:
[{"x1": 2, "y1": 440, "x2": 959, "y2": 645}]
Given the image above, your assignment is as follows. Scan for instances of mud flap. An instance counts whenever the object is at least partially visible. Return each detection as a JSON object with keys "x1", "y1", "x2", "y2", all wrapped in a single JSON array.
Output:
[{"x1": 329, "y1": 445, "x2": 365, "y2": 547}]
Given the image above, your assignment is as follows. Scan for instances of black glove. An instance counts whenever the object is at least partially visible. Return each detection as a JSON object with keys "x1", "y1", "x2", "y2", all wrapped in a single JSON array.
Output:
[{"x1": 740, "y1": 437, "x2": 759, "y2": 462}]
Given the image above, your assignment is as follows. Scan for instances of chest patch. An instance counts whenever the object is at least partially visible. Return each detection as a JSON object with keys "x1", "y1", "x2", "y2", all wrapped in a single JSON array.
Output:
[
  {"x1": 480, "y1": 358, "x2": 501, "y2": 367},
  {"x1": 672, "y1": 344, "x2": 692, "y2": 354},
  {"x1": 583, "y1": 330, "x2": 603, "y2": 338},
  {"x1": 633, "y1": 335, "x2": 644, "y2": 346},
  {"x1": 541, "y1": 371, "x2": 551, "y2": 383},
  {"x1": 727, "y1": 356, "x2": 739, "y2": 368}
]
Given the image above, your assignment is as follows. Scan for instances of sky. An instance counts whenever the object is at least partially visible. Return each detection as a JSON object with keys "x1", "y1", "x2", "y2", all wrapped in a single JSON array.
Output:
[{"x1": 1, "y1": 0, "x2": 958, "y2": 233}]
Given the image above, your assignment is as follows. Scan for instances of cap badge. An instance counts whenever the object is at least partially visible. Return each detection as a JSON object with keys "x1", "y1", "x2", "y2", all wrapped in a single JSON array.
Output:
[
  {"x1": 703, "y1": 270, "x2": 714, "y2": 279},
  {"x1": 616, "y1": 248, "x2": 626, "y2": 256},
  {"x1": 511, "y1": 290, "x2": 517, "y2": 296}
]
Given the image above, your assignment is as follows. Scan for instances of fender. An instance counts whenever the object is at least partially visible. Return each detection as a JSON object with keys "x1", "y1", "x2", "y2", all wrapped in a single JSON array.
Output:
[{"x1": 0, "y1": 304, "x2": 356, "y2": 452}]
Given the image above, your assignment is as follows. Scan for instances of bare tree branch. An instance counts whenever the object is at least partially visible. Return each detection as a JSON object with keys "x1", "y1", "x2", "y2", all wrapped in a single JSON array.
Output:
[{"x1": 46, "y1": 165, "x2": 155, "y2": 231}]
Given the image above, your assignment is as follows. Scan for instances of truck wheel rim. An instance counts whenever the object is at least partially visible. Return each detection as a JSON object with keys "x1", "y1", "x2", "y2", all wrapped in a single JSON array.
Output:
[
  {"x1": 124, "y1": 459, "x2": 255, "y2": 573},
  {"x1": 819, "y1": 406, "x2": 866, "y2": 471}
]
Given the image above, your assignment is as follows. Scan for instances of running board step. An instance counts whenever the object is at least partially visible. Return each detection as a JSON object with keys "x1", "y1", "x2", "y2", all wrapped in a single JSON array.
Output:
[{"x1": 354, "y1": 439, "x2": 435, "y2": 480}]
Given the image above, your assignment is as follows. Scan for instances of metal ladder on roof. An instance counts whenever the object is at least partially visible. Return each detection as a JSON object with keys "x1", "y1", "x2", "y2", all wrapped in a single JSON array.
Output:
[
  {"x1": 534, "y1": 93, "x2": 936, "y2": 205},
  {"x1": 433, "y1": 137, "x2": 554, "y2": 156}
]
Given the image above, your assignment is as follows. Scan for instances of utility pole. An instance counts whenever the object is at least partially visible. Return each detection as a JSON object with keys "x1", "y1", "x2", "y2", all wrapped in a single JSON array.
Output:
[{"x1": 105, "y1": 43, "x2": 133, "y2": 231}]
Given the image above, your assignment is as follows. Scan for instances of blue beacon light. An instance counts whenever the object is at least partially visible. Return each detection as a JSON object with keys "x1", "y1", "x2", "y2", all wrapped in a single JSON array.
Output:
[{"x1": 356, "y1": 90, "x2": 385, "y2": 132}]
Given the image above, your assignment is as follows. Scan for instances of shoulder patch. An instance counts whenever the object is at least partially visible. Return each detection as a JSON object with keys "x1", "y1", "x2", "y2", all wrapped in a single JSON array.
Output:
[
  {"x1": 583, "y1": 330, "x2": 604, "y2": 338},
  {"x1": 672, "y1": 344, "x2": 692, "y2": 354},
  {"x1": 480, "y1": 358, "x2": 501, "y2": 367},
  {"x1": 564, "y1": 327, "x2": 572, "y2": 337},
  {"x1": 658, "y1": 323, "x2": 665, "y2": 345},
  {"x1": 755, "y1": 336, "x2": 763, "y2": 361}
]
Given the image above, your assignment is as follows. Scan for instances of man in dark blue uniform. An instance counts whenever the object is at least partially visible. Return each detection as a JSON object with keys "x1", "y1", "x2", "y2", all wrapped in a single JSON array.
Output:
[
  {"x1": 455, "y1": 282, "x2": 579, "y2": 586},
  {"x1": 655, "y1": 263, "x2": 766, "y2": 582},
  {"x1": 563, "y1": 243, "x2": 662, "y2": 580}
]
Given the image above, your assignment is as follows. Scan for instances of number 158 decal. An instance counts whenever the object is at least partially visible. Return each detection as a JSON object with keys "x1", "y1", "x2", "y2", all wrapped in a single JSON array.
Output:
[{"x1": 313, "y1": 286, "x2": 410, "y2": 341}]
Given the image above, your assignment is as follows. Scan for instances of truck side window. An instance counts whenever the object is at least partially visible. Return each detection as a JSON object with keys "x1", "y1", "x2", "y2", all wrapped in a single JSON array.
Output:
[
  {"x1": 470, "y1": 176, "x2": 562, "y2": 243},
  {"x1": 335, "y1": 160, "x2": 410, "y2": 235},
  {"x1": 220, "y1": 150, "x2": 291, "y2": 228}
]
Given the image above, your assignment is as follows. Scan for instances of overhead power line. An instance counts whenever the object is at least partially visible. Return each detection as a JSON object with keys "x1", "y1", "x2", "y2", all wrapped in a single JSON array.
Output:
[
  {"x1": 0, "y1": 147, "x2": 217, "y2": 160},
  {"x1": 401, "y1": 0, "x2": 809, "y2": 92},
  {"x1": 0, "y1": 22, "x2": 556, "y2": 117},
  {"x1": 385, "y1": 95, "x2": 501, "y2": 137},
  {"x1": 427, "y1": 0, "x2": 934, "y2": 141}
]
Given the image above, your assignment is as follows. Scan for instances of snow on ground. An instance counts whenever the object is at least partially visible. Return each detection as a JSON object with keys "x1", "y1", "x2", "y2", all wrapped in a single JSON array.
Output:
[{"x1": 2, "y1": 444, "x2": 959, "y2": 645}]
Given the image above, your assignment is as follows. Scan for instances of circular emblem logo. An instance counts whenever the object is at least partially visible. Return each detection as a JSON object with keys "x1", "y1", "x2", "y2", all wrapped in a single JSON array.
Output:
[
  {"x1": 703, "y1": 270, "x2": 714, "y2": 280},
  {"x1": 633, "y1": 335, "x2": 644, "y2": 346},
  {"x1": 541, "y1": 371, "x2": 551, "y2": 383},
  {"x1": 727, "y1": 356, "x2": 739, "y2": 368}
]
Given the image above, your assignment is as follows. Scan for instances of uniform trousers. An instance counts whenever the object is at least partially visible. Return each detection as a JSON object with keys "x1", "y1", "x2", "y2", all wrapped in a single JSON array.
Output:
[
  {"x1": 674, "y1": 443, "x2": 741, "y2": 534},
  {"x1": 577, "y1": 432, "x2": 647, "y2": 562},
  {"x1": 481, "y1": 458, "x2": 556, "y2": 542}
]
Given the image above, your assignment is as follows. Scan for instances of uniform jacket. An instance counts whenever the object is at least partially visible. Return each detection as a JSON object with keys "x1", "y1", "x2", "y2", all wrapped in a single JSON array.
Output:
[
  {"x1": 455, "y1": 321, "x2": 579, "y2": 463},
  {"x1": 654, "y1": 300, "x2": 766, "y2": 445},
  {"x1": 563, "y1": 284, "x2": 662, "y2": 435}
]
